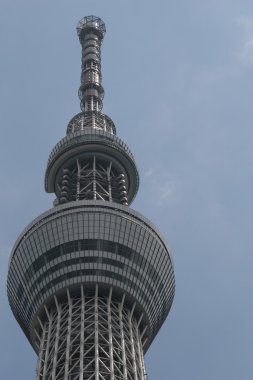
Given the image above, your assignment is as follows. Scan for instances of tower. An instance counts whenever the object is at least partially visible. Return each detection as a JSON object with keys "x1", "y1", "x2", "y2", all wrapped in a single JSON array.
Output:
[{"x1": 7, "y1": 15, "x2": 175, "y2": 379}]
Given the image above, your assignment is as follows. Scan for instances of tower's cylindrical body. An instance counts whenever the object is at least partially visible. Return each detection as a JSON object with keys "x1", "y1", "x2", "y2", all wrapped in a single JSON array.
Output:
[
  {"x1": 36, "y1": 287, "x2": 146, "y2": 380},
  {"x1": 7, "y1": 16, "x2": 175, "y2": 379}
]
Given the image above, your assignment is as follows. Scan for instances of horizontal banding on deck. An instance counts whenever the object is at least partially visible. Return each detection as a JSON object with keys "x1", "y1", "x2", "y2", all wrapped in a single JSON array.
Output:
[{"x1": 8, "y1": 200, "x2": 175, "y2": 351}]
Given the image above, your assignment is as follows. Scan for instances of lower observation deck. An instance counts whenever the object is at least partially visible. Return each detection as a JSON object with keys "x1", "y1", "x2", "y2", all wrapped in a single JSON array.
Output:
[{"x1": 8, "y1": 201, "x2": 175, "y2": 352}]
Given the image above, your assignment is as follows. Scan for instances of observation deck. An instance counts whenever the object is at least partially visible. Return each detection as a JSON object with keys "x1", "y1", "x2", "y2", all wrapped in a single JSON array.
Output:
[{"x1": 8, "y1": 200, "x2": 175, "y2": 352}]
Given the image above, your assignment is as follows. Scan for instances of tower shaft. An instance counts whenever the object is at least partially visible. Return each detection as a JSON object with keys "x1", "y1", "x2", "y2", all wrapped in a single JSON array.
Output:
[{"x1": 36, "y1": 287, "x2": 146, "y2": 380}]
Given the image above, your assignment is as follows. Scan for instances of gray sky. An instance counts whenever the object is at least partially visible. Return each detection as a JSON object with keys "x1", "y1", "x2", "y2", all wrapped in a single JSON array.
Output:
[{"x1": 0, "y1": 1, "x2": 253, "y2": 379}]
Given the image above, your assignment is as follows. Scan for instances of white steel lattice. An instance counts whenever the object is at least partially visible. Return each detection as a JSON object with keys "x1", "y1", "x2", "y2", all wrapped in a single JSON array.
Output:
[
  {"x1": 58, "y1": 156, "x2": 128, "y2": 205},
  {"x1": 36, "y1": 286, "x2": 146, "y2": 380}
]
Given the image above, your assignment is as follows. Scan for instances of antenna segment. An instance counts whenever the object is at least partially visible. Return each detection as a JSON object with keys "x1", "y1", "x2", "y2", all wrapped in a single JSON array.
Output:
[{"x1": 67, "y1": 16, "x2": 116, "y2": 136}]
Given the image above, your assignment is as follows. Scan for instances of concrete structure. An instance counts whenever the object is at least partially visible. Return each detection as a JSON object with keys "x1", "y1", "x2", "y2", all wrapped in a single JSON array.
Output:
[{"x1": 7, "y1": 16, "x2": 175, "y2": 379}]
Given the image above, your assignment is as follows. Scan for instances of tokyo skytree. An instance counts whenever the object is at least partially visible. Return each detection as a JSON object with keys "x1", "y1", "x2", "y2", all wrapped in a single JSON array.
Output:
[{"x1": 7, "y1": 16, "x2": 175, "y2": 380}]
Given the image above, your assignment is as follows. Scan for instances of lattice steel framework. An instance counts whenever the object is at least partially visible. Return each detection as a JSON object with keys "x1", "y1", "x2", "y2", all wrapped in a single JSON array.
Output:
[
  {"x1": 57, "y1": 156, "x2": 128, "y2": 205},
  {"x1": 36, "y1": 286, "x2": 146, "y2": 380},
  {"x1": 8, "y1": 15, "x2": 175, "y2": 380}
]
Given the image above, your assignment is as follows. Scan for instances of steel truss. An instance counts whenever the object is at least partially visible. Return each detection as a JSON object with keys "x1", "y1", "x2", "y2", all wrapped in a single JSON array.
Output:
[
  {"x1": 58, "y1": 156, "x2": 128, "y2": 205},
  {"x1": 36, "y1": 286, "x2": 146, "y2": 380},
  {"x1": 66, "y1": 112, "x2": 116, "y2": 135}
]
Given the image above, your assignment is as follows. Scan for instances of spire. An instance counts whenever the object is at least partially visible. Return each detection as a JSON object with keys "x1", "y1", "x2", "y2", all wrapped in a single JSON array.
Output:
[
  {"x1": 45, "y1": 16, "x2": 139, "y2": 205},
  {"x1": 77, "y1": 15, "x2": 105, "y2": 113},
  {"x1": 67, "y1": 16, "x2": 116, "y2": 135}
]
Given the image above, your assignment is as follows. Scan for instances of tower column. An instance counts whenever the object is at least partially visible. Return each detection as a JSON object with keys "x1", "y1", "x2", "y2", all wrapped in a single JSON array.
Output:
[{"x1": 35, "y1": 287, "x2": 146, "y2": 380}]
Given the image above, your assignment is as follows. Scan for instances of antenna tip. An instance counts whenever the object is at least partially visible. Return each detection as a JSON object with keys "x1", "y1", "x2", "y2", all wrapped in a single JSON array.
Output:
[{"x1": 77, "y1": 15, "x2": 106, "y2": 41}]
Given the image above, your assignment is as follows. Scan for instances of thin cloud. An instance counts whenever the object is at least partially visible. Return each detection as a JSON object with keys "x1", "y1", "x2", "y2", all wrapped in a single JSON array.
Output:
[
  {"x1": 144, "y1": 168, "x2": 154, "y2": 178},
  {"x1": 237, "y1": 16, "x2": 253, "y2": 65},
  {"x1": 241, "y1": 38, "x2": 253, "y2": 64},
  {"x1": 157, "y1": 180, "x2": 176, "y2": 206},
  {"x1": 237, "y1": 16, "x2": 253, "y2": 30},
  {"x1": 143, "y1": 168, "x2": 178, "y2": 206}
]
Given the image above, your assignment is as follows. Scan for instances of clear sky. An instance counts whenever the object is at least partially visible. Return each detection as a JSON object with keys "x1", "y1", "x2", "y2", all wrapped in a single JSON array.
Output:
[{"x1": 0, "y1": 1, "x2": 252, "y2": 379}]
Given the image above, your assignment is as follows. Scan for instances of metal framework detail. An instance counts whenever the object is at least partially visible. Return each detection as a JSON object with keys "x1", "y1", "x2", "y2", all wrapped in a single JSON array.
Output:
[
  {"x1": 77, "y1": 16, "x2": 105, "y2": 113},
  {"x1": 57, "y1": 156, "x2": 128, "y2": 205},
  {"x1": 66, "y1": 112, "x2": 116, "y2": 135},
  {"x1": 36, "y1": 287, "x2": 146, "y2": 380}
]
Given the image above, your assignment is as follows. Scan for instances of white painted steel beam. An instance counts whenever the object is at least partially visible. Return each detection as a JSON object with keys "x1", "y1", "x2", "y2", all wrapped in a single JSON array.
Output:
[{"x1": 36, "y1": 286, "x2": 145, "y2": 380}]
